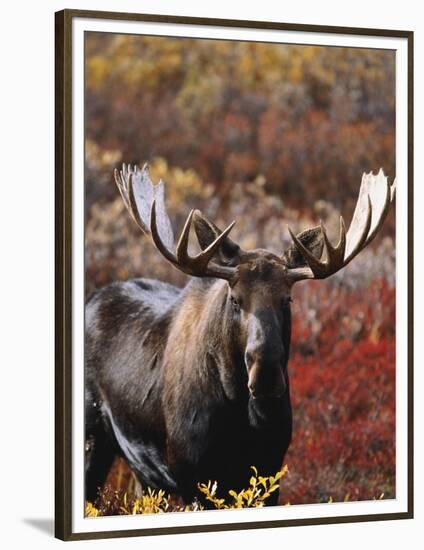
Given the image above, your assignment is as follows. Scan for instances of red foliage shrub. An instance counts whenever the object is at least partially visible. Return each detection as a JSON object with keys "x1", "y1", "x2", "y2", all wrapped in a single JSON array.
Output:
[{"x1": 281, "y1": 279, "x2": 395, "y2": 504}]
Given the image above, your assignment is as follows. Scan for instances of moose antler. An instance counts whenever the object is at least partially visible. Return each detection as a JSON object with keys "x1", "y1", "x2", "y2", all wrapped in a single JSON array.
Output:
[
  {"x1": 286, "y1": 169, "x2": 396, "y2": 282},
  {"x1": 114, "y1": 164, "x2": 237, "y2": 280}
]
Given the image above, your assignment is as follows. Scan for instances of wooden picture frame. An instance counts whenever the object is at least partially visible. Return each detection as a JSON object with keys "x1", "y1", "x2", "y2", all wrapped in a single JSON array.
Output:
[{"x1": 55, "y1": 9, "x2": 413, "y2": 541}]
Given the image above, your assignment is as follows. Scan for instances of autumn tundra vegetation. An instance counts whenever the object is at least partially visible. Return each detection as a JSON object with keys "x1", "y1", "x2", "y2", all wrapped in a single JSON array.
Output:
[{"x1": 84, "y1": 33, "x2": 395, "y2": 515}]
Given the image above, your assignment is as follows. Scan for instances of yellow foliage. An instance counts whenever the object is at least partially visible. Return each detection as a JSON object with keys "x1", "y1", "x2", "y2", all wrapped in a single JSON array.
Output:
[
  {"x1": 120, "y1": 488, "x2": 170, "y2": 515},
  {"x1": 86, "y1": 55, "x2": 109, "y2": 88},
  {"x1": 85, "y1": 466, "x2": 289, "y2": 517},
  {"x1": 197, "y1": 465, "x2": 288, "y2": 510},
  {"x1": 149, "y1": 157, "x2": 213, "y2": 203},
  {"x1": 86, "y1": 139, "x2": 122, "y2": 170},
  {"x1": 85, "y1": 501, "x2": 101, "y2": 517}
]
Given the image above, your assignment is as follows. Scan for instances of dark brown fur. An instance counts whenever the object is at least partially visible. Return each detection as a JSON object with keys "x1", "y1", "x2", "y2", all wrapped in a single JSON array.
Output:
[{"x1": 85, "y1": 248, "x2": 301, "y2": 505}]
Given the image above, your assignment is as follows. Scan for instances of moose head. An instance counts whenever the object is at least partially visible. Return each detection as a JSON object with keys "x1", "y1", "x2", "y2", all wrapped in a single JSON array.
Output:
[{"x1": 115, "y1": 165, "x2": 395, "y2": 402}]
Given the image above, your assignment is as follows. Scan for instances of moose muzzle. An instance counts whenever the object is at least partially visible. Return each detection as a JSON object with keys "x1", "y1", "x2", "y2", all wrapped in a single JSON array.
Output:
[{"x1": 245, "y1": 309, "x2": 287, "y2": 399}]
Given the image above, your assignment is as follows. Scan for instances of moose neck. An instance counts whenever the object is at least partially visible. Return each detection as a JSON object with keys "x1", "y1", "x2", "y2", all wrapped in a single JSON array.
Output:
[{"x1": 166, "y1": 278, "x2": 245, "y2": 401}]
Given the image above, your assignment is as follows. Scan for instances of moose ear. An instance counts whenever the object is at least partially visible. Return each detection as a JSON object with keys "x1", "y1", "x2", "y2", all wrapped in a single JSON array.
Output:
[
  {"x1": 281, "y1": 226, "x2": 324, "y2": 269},
  {"x1": 193, "y1": 210, "x2": 242, "y2": 265}
]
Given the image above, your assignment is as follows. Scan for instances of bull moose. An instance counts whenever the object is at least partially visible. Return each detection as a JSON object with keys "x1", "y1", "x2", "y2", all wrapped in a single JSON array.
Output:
[{"x1": 85, "y1": 164, "x2": 395, "y2": 506}]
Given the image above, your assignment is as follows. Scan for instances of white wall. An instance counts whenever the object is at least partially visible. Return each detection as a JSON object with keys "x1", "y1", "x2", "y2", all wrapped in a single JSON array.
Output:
[{"x1": 0, "y1": 1, "x2": 421, "y2": 549}]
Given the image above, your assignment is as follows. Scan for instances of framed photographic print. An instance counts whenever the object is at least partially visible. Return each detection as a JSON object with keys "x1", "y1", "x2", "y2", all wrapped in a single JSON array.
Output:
[{"x1": 55, "y1": 9, "x2": 413, "y2": 541}]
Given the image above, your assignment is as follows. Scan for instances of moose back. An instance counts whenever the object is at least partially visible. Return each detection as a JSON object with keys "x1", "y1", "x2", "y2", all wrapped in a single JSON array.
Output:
[{"x1": 85, "y1": 164, "x2": 395, "y2": 505}]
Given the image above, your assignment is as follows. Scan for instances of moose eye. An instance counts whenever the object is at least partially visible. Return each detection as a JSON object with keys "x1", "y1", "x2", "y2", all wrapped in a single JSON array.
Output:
[
  {"x1": 230, "y1": 296, "x2": 241, "y2": 311},
  {"x1": 282, "y1": 297, "x2": 293, "y2": 308}
]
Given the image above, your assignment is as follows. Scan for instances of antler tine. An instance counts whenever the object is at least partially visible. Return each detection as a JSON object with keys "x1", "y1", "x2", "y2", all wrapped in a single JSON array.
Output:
[
  {"x1": 176, "y1": 210, "x2": 195, "y2": 264},
  {"x1": 319, "y1": 216, "x2": 347, "y2": 268},
  {"x1": 150, "y1": 200, "x2": 178, "y2": 265},
  {"x1": 287, "y1": 226, "x2": 327, "y2": 278},
  {"x1": 150, "y1": 201, "x2": 237, "y2": 280},
  {"x1": 114, "y1": 168, "x2": 130, "y2": 210},
  {"x1": 115, "y1": 162, "x2": 173, "y2": 239},
  {"x1": 150, "y1": 201, "x2": 178, "y2": 265},
  {"x1": 333, "y1": 216, "x2": 347, "y2": 262},
  {"x1": 343, "y1": 194, "x2": 373, "y2": 264},
  {"x1": 363, "y1": 170, "x2": 392, "y2": 246},
  {"x1": 198, "y1": 221, "x2": 236, "y2": 266},
  {"x1": 287, "y1": 170, "x2": 395, "y2": 283},
  {"x1": 127, "y1": 171, "x2": 149, "y2": 233},
  {"x1": 175, "y1": 210, "x2": 236, "y2": 268},
  {"x1": 187, "y1": 221, "x2": 237, "y2": 277}
]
